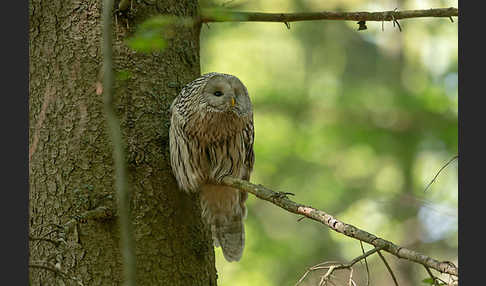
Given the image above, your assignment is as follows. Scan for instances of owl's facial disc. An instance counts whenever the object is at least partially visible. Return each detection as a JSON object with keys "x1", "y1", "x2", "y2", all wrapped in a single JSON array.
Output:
[{"x1": 203, "y1": 76, "x2": 251, "y2": 117}]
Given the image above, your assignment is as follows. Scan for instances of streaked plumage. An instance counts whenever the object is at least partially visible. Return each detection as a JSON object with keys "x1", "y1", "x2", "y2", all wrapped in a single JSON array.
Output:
[{"x1": 169, "y1": 72, "x2": 254, "y2": 262}]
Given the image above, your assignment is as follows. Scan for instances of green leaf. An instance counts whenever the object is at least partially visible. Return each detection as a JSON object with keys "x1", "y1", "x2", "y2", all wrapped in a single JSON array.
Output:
[
  {"x1": 126, "y1": 16, "x2": 193, "y2": 53},
  {"x1": 116, "y1": 70, "x2": 132, "y2": 81},
  {"x1": 126, "y1": 31, "x2": 166, "y2": 53}
]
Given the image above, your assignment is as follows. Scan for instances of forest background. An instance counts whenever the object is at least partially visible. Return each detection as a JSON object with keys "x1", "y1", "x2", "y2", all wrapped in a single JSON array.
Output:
[{"x1": 199, "y1": 0, "x2": 458, "y2": 285}]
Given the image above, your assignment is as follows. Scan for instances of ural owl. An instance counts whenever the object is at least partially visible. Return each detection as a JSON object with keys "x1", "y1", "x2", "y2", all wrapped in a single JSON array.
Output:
[{"x1": 169, "y1": 72, "x2": 254, "y2": 262}]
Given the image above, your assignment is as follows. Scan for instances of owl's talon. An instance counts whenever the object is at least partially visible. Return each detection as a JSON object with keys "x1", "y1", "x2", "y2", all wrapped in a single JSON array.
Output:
[{"x1": 271, "y1": 192, "x2": 295, "y2": 199}]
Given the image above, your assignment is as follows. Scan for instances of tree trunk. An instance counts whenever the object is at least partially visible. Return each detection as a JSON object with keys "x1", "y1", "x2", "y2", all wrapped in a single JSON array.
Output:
[{"x1": 29, "y1": 1, "x2": 217, "y2": 285}]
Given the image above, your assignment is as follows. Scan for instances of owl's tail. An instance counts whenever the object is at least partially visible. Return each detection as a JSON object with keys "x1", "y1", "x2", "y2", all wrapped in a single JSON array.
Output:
[{"x1": 200, "y1": 184, "x2": 247, "y2": 262}]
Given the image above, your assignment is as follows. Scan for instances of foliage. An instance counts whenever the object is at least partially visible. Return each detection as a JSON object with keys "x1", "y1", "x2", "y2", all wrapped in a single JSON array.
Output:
[
  {"x1": 126, "y1": 16, "x2": 193, "y2": 53},
  {"x1": 200, "y1": 0, "x2": 457, "y2": 285}
]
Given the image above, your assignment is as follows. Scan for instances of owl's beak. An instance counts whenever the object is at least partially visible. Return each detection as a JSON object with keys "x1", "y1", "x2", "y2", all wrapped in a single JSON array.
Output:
[{"x1": 229, "y1": 95, "x2": 250, "y2": 117}]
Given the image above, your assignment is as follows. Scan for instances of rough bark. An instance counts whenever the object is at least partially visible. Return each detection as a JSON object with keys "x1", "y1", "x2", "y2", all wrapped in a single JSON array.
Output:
[{"x1": 29, "y1": 1, "x2": 217, "y2": 285}]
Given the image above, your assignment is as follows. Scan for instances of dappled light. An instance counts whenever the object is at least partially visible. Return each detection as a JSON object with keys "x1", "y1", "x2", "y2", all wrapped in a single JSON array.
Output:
[{"x1": 201, "y1": 0, "x2": 457, "y2": 285}]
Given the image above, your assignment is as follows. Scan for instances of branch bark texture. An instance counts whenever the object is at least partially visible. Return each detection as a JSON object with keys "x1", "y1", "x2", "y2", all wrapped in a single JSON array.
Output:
[
  {"x1": 200, "y1": 7, "x2": 458, "y2": 23},
  {"x1": 222, "y1": 176, "x2": 458, "y2": 277}
]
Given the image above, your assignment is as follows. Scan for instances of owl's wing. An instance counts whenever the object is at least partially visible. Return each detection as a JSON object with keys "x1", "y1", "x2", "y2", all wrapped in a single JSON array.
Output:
[
  {"x1": 169, "y1": 106, "x2": 206, "y2": 193},
  {"x1": 242, "y1": 118, "x2": 255, "y2": 181},
  {"x1": 236, "y1": 117, "x2": 254, "y2": 219}
]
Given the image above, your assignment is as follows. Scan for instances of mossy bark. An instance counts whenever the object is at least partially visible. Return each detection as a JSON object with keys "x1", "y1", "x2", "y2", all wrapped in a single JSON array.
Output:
[{"x1": 29, "y1": 0, "x2": 217, "y2": 285}]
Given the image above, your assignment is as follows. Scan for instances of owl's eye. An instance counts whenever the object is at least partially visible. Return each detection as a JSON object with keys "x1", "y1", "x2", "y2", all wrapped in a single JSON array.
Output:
[{"x1": 213, "y1": 91, "x2": 224, "y2": 97}]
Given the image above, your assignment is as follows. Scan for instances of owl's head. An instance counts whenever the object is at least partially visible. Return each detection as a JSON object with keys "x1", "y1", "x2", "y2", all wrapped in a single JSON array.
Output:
[{"x1": 200, "y1": 73, "x2": 252, "y2": 117}]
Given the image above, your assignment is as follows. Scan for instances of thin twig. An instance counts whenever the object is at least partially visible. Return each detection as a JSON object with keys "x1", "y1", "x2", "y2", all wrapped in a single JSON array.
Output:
[
  {"x1": 424, "y1": 155, "x2": 458, "y2": 192},
  {"x1": 347, "y1": 246, "x2": 384, "y2": 269},
  {"x1": 200, "y1": 7, "x2": 458, "y2": 24},
  {"x1": 360, "y1": 241, "x2": 370, "y2": 286},
  {"x1": 424, "y1": 265, "x2": 439, "y2": 286},
  {"x1": 394, "y1": 19, "x2": 402, "y2": 31},
  {"x1": 296, "y1": 262, "x2": 339, "y2": 286},
  {"x1": 377, "y1": 251, "x2": 399, "y2": 286},
  {"x1": 348, "y1": 267, "x2": 356, "y2": 286},
  {"x1": 222, "y1": 176, "x2": 458, "y2": 277},
  {"x1": 297, "y1": 216, "x2": 306, "y2": 222},
  {"x1": 295, "y1": 261, "x2": 342, "y2": 285},
  {"x1": 424, "y1": 265, "x2": 449, "y2": 285},
  {"x1": 296, "y1": 246, "x2": 384, "y2": 286},
  {"x1": 320, "y1": 266, "x2": 335, "y2": 286},
  {"x1": 102, "y1": 0, "x2": 136, "y2": 285}
]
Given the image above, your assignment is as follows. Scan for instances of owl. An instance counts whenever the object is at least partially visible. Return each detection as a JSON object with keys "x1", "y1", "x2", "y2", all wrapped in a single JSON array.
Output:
[{"x1": 169, "y1": 72, "x2": 254, "y2": 262}]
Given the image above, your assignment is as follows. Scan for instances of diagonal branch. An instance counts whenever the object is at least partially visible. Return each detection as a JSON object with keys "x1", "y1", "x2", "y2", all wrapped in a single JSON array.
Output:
[
  {"x1": 360, "y1": 241, "x2": 371, "y2": 286},
  {"x1": 377, "y1": 251, "x2": 399, "y2": 286},
  {"x1": 200, "y1": 7, "x2": 458, "y2": 24},
  {"x1": 423, "y1": 265, "x2": 447, "y2": 286},
  {"x1": 424, "y1": 154, "x2": 458, "y2": 192},
  {"x1": 221, "y1": 176, "x2": 458, "y2": 277}
]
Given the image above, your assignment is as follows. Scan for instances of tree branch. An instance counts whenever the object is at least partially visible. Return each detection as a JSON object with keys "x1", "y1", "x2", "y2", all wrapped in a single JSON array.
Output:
[
  {"x1": 200, "y1": 7, "x2": 458, "y2": 24},
  {"x1": 221, "y1": 176, "x2": 458, "y2": 277}
]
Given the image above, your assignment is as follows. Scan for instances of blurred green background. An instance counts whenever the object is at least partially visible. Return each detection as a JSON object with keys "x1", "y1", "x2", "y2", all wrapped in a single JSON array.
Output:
[{"x1": 200, "y1": 0, "x2": 458, "y2": 285}]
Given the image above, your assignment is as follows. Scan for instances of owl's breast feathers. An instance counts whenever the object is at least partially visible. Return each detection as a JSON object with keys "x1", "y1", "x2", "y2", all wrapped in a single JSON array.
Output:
[
  {"x1": 185, "y1": 110, "x2": 248, "y2": 143},
  {"x1": 170, "y1": 105, "x2": 254, "y2": 192}
]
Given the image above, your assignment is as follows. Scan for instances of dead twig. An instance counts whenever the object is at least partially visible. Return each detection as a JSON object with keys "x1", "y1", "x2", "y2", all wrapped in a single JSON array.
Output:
[
  {"x1": 296, "y1": 246, "x2": 385, "y2": 286},
  {"x1": 360, "y1": 241, "x2": 371, "y2": 286},
  {"x1": 423, "y1": 265, "x2": 448, "y2": 286},
  {"x1": 424, "y1": 155, "x2": 458, "y2": 192},
  {"x1": 377, "y1": 251, "x2": 399, "y2": 286}
]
